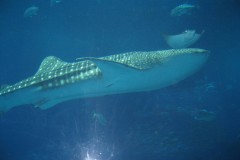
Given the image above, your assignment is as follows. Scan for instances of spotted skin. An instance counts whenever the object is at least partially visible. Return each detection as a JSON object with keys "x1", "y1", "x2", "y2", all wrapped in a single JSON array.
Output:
[
  {"x1": 0, "y1": 57, "x2": 101, "y2": 96},
  {"x1": 0, "y1": 48, "x2": 207, "y2": 96},
  {"x1": 101, "y1": 48, "x2": 206, "y2": 69},
  {"x1": 0, "y1": 48, "x2": 208, "y2": 111}
]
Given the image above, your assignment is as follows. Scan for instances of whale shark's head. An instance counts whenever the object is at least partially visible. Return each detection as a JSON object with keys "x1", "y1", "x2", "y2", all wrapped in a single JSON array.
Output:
[{"x1": 153, "y1": 48, "x2": 209, "y2": 87}]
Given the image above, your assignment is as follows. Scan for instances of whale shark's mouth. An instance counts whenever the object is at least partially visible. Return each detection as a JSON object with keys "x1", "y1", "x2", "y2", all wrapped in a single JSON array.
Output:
[{"x1": 0, "y1": 48, "x2": 209, "y2": 112}]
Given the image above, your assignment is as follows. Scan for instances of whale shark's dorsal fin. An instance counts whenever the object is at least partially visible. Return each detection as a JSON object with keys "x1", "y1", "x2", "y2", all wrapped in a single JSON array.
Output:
[{"x1": 35, "y1": 56, "x2": 68, "y2": 75}]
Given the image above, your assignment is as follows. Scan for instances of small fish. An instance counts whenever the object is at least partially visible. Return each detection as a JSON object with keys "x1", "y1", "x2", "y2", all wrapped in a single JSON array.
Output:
[
  {"x1": 50, "y1": 0, "x2": 64, "y2": 6},
  {"x1": 23, "y1": 6, "x2": 39, "y2": 18},
  {"x1": 170, "y1": 4, "x2": 197, "y2": 17},
  {"x1": 193, "y1": 109, "x2": 216, "y2": 122},
  {"x1": 162, "y1": 30, "x2": 204, "y2": 49}
]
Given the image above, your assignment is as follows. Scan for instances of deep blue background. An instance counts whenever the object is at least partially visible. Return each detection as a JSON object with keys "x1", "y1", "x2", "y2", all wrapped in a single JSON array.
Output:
[{"x1": 0, "y1": 0, "x2": 240, "y2": 160}]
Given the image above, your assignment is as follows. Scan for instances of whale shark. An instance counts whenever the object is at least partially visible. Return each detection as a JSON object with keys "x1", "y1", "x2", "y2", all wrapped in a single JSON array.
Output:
[{"x1": 0, "y1": 48, "x2": 209, "y2": 112}]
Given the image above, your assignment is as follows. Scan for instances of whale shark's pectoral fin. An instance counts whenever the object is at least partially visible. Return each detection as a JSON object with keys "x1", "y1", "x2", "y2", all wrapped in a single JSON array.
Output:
[{"x1": 33, "y1": 98, "x2": 61, "y2": 110}]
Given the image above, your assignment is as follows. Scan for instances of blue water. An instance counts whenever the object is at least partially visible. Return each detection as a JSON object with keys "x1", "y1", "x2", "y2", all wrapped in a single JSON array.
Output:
[{"x1": 0, "y1": 0, "x2": 240, "y2": 160}]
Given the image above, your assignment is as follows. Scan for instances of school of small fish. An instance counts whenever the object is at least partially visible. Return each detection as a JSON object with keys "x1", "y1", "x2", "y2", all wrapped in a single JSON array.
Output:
[{"x1": 22, "y1": 2, "x2": 201, "y2": 49}]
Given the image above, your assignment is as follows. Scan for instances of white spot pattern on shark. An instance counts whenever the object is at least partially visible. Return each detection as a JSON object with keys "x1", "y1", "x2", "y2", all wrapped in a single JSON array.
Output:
[{"x1": 0, "y1": 48, "x2": 209, "y2": 112}]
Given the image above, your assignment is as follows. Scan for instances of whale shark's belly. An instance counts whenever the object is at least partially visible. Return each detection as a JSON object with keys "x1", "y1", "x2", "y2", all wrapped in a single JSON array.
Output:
[{"x1": 46, "y1": 52, "x2": 207, "y2": 101}]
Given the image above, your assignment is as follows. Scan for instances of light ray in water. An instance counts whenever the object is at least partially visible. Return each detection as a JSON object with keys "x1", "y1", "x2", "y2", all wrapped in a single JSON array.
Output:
[{"x1": 79, "y1": 138, "x2": 115, "y2": 160}]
